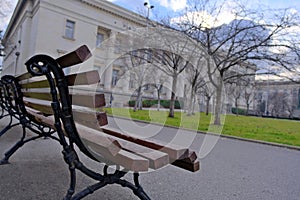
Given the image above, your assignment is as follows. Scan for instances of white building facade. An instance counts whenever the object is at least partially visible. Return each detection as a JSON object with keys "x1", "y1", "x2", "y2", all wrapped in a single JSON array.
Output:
[
  {"x1": 3, "y1": 0, "x2": 189, "y2": 106},
  {"x1": 2, "y1": 0, "x2": 255, "y2": 113}
]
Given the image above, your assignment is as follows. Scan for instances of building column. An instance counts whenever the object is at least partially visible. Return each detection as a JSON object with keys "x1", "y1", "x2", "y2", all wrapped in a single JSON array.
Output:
[{"x1": 104, "y1": 30, "x2": 117, "y2": 90}]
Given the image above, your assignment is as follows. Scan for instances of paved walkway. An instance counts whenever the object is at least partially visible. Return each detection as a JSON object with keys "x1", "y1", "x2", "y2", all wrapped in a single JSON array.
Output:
[{"x1": 0, "y1": 116, "x2": 299, "y2": 200}]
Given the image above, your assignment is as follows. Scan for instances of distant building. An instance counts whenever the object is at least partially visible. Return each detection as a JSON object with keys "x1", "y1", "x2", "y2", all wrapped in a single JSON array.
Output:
[{"x1": 255, "y1": 80, "x2": 300, "y2": 118}]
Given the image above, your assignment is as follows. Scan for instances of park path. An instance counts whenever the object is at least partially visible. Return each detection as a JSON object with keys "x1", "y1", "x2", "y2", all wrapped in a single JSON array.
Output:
[{"x1": 0, "y1": 116, "x2": 299, "y2": 200}]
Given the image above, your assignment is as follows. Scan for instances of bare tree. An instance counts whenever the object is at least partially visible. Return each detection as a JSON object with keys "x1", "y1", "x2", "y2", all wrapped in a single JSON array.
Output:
[
  {"x1": 151, "y1": 49, "x2": 191, "y2": 117},
  {"x1": 119, "y1": 50, "x2": 153, "y2": 111},
  {"x1": 199, "y1": 83, "x2": 214, "y2": 115},
  {"x1": 185, "y1": 57, "x2": 207, "y2": 116},
  {"x1": 131, "y1": 28, "x2": 202, "y2": 118},
  {"x1": 174, "y1": 0, "x2": 300, "y2": 124},
  {"x1": 147, "y1": 67, "x2": 168, "y2": 111},
  {"x1": 226, "y1": 80, "x2": 243, "y2": 116}
]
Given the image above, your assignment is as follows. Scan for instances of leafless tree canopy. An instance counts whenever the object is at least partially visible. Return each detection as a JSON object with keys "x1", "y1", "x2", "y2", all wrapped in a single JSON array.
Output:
[{"x1": 160, "y1": 0, "x2": 300, "y2": 124}]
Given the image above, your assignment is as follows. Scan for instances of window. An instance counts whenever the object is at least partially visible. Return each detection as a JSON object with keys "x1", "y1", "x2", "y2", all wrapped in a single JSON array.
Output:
[
  {"x1": 65, "y1": 20, "x2": 75, "y2": 39},
  {"x1": 96, "y1": 32, "x2": 104, "y2": 47},
  {"x1": 146, "y1": 49, "x2": 152, "y2": 62},
  {"x1": 111, "y1": 69, "x2": 119, "y2": 87},
  {"x1": 144, "y1": 84, "x2": 149, "y2": 91},
  {"x1": 129, "y1": 73, "x2": 135, "y2": 89}
]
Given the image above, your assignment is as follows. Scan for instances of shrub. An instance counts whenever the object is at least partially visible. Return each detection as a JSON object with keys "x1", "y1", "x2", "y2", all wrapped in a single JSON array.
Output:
[
  {"x1": 128, "y1": 100, "x2": 184, "y2": 109},
  {"x1": 232, "y1": 107, "x2": 247, "y2": 115}
]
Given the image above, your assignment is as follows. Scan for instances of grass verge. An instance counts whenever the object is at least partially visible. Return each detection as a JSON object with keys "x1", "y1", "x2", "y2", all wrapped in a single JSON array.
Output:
[{"x1": 105, "y1": 108, "x2": 300, "y2": 147}]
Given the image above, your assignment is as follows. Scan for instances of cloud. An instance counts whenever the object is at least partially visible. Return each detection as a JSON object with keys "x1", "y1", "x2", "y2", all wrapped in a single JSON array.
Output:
[
  {"x1": 154, "y1": 0, "x2": 187, "y2": 12},
  {"x1": 0, "y1": 0, "x2": 18, "y2": 32},
  {"x1": 170, "y1": 0, "x2": 250, "y2": 28},
  {"x1": 171, "y1": 9, "x2": 241, "y2": 28}
]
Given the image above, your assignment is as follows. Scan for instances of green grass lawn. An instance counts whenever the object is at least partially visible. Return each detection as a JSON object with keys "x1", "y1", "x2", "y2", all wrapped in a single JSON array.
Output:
[{"x1": 105, "y1": 108, "x2": 300, "y2": 147}]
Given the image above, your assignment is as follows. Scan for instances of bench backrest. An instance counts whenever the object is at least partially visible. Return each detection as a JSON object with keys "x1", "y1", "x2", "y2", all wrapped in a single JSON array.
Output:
[
  {"x1": 11, "y1": 46, "x2": 112, "y2": 161},
  {"x1": 1, "y1": 45, "x2": 200, "y2": 172}
]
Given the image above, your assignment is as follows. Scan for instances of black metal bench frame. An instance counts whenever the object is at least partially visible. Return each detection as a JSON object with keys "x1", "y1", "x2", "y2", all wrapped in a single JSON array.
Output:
[{"x1": 0, "y1": 55, "x2": 151, "y2": 200}]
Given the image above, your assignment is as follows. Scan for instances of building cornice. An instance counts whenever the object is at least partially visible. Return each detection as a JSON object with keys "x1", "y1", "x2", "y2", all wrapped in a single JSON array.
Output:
[
  {"x1": 3, "y1": 0, "x2": 28, "y2": 43},
  {"x1": 79, "y1": 0, "x2": 147, "y2": 27}
]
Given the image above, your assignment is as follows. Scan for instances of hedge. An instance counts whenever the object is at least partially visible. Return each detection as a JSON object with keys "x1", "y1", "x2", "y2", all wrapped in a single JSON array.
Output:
[
  {"x1": 128, "y1": 100, "x2": 184, "y2": 109},
  {"x1": 232, "y1": 107, "x2": 247, "y2": 115}
]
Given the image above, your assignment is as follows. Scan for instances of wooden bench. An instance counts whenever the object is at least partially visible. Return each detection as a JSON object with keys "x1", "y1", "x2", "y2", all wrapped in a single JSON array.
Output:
[{"x1": 0, "y1": 45, "x2": 200, "y2": 200}]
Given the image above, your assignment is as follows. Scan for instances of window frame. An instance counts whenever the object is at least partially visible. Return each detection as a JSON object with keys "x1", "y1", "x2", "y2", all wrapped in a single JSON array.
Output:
[
  {"x1": 111, "y1": 69, "x2": 119, "y2": 87},
  {"x1": 64, "y1": 19, "x2": 76, "y2": 40}
]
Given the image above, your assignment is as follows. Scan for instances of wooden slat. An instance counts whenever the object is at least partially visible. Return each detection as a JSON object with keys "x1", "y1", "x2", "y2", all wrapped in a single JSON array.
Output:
[
  {"x1": 110, "y1": 136, "x2": 169, "y2": 169},
  {"x1": 23, "y1": 91, "x2": 105, "y2": 108},
  {"x1": 101, "y1": 127, "x2": 199, "y2": 171},
  {"x1": 78, "y1": 126, "x2": 149, "y2": 171},
  {"x1": 20, "y1": 79, "x2": 49, "y2": 89},
  {"x1": 56, "y1": 45, "x2": 92, "y2": 68},
  {"x1": 23, "y1": 97, "x2": 107, "y2": 123},
  {"x1": 16, "y1": 72, "x2": 32, "y2": 81},
  {"x1": 71, "y1": 93, "x2": 105, "y2": 108},
  {"x1": 67, "y1": 70, "x2": 100, "y2": 85},
  {"x1": 73, "y1": 110, "x2": 108, "y2": 127},
  {"x1": 26, "y1": 109, "x2": 149, "y2": 172},
  {"x1": 23, "y1": 92, "x2": 52, "y2": 101},
  {"x1": 20, "y1": 70, "x2": 100, "y2": 89},
  {"x1": 26, "y1": 108, "x2": 121, "y2": 157},
  {"x1": 101, "y1": 127, "x2": 189, "y2": 160},
  {"x1": 172, "y1": 159, "x2": 200, "y2": 172},
  {"x1": 24, "y1": 100, "x2": 54, "y2": 115},
  {"x1": 85, "y1": 143, "x2": 149, "y2": 172},
  {"x1": 172, "y1": 151, "x2": 199, "y2": 172},
  {"x1": 23, "y1": 99, "x2": 197, "y2": 171}
]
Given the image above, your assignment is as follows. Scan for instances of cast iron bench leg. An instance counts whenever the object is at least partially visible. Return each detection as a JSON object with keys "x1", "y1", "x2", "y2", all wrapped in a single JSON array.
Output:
[
  {"x1": 0, "y1": 114, "x2": 20, "y2": 137},
  {"x1": 0, "y1": 125, "x2": 45, "y2": 165}
]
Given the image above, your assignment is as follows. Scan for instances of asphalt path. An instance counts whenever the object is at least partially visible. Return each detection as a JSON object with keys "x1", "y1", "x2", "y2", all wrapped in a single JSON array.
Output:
[{"x1": 0, "y1": 116, "x2": 299, "y2": 200}]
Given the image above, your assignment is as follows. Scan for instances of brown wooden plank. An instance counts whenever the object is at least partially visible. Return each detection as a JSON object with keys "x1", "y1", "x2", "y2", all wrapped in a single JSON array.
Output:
[
  {"x1": 179, "y1": 151, "x2": 197, "y2": 163},
  {"x1": 172, "y1": 159, "x2": 200, "y2": 172},
  {"x1": 101, "y1": 127, "x2": 199, "y2": 171},
  {"x1": 56, "y1": 45, "x2": 92, "y2": 68},
  {"x1": 67, "y1": 70, "x2": 100, "y2": 85},
  {"x1": 24, "y1": 100, "x2": 54, "y2": 115},
  {"x1": 71, "y1": 93, "x2": 105, "y2": 108},
  {"x1": 24, "y1": 97, "x2": 107, "y2": 126},
  {"x1": 23, "y1": 91, "x2": 105, "y2": 108},
  {"x1": 26, "y1": 109, "x2": 151, "y2": 172},
  {"x1": 26, "y1": 108, "x2": 121, "y2": 157},
  {"x1": 73, "y1": 110, "x2": 108, "y2": 127},
  {"x1": 75, "y1": 123, "x2": 149, "y2": 172},
  {"x1": 101, "y1": 127, "x2": 189, "y2": 160},
  {"x1": 85, "y1": 142, "x2": 149, "y2": 172},
  {"x1": 16, "y1": 72, "x2": 32, "y2": 81},
  {"x1": 106, "y1": 134, "x2": 169, "y2": 169},
  {"x1": 20, "y1": 79, "x2": 49, "y2": 89},
  {"x1": 20, "y1": 70, "x2": 100, "y2": 89},
  {"x1": 23, "y1": 92, "x2": 52, "y2": 101}
]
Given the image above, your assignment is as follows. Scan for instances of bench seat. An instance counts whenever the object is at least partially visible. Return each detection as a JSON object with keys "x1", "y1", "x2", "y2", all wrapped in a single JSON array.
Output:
[{"x1": 0, "y1": 45, "x2": 200, "y2": 200}]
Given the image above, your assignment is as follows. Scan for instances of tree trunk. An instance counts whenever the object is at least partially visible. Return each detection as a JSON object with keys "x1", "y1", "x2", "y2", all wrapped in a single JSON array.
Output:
[
  {"x1": 206, "y1": 96, "x2": 210, "y2": 116},
  {"x1": 157, "y1": 88, "x2": 161, "y2": 111},
  {"x1": 246, "y1": 103, "x2": 250, "y2": 115},
  {"x1": 138, "y1": 94, "x2": 143, "y2": 110},
  {"x1": 214, "y1": 79, "x2": 223, "y2": 125},
  {"x1": 134, "y1": 86, "x2": 142, "y2": 112},
  {"x1": 169, "y1": 75, "x2": 177, "y2": 118},
  {"x1": 235, "y1": 98, "x2": 239, "y2": 116},
  {"x1": 192, "y1": 95, "x2": 196, "y2": 115},
  {"x1": 187, "y1": 88, "x2": 194, "y2": 116}
]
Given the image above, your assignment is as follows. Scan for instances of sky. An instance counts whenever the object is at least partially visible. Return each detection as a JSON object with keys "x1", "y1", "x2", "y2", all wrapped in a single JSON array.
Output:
[
  {"x1": 1, "y1": 0, "x2": 300, "y2": 34},
  {"x1": 1, "y1": 0, "x2": 300, "y2": 72}
]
